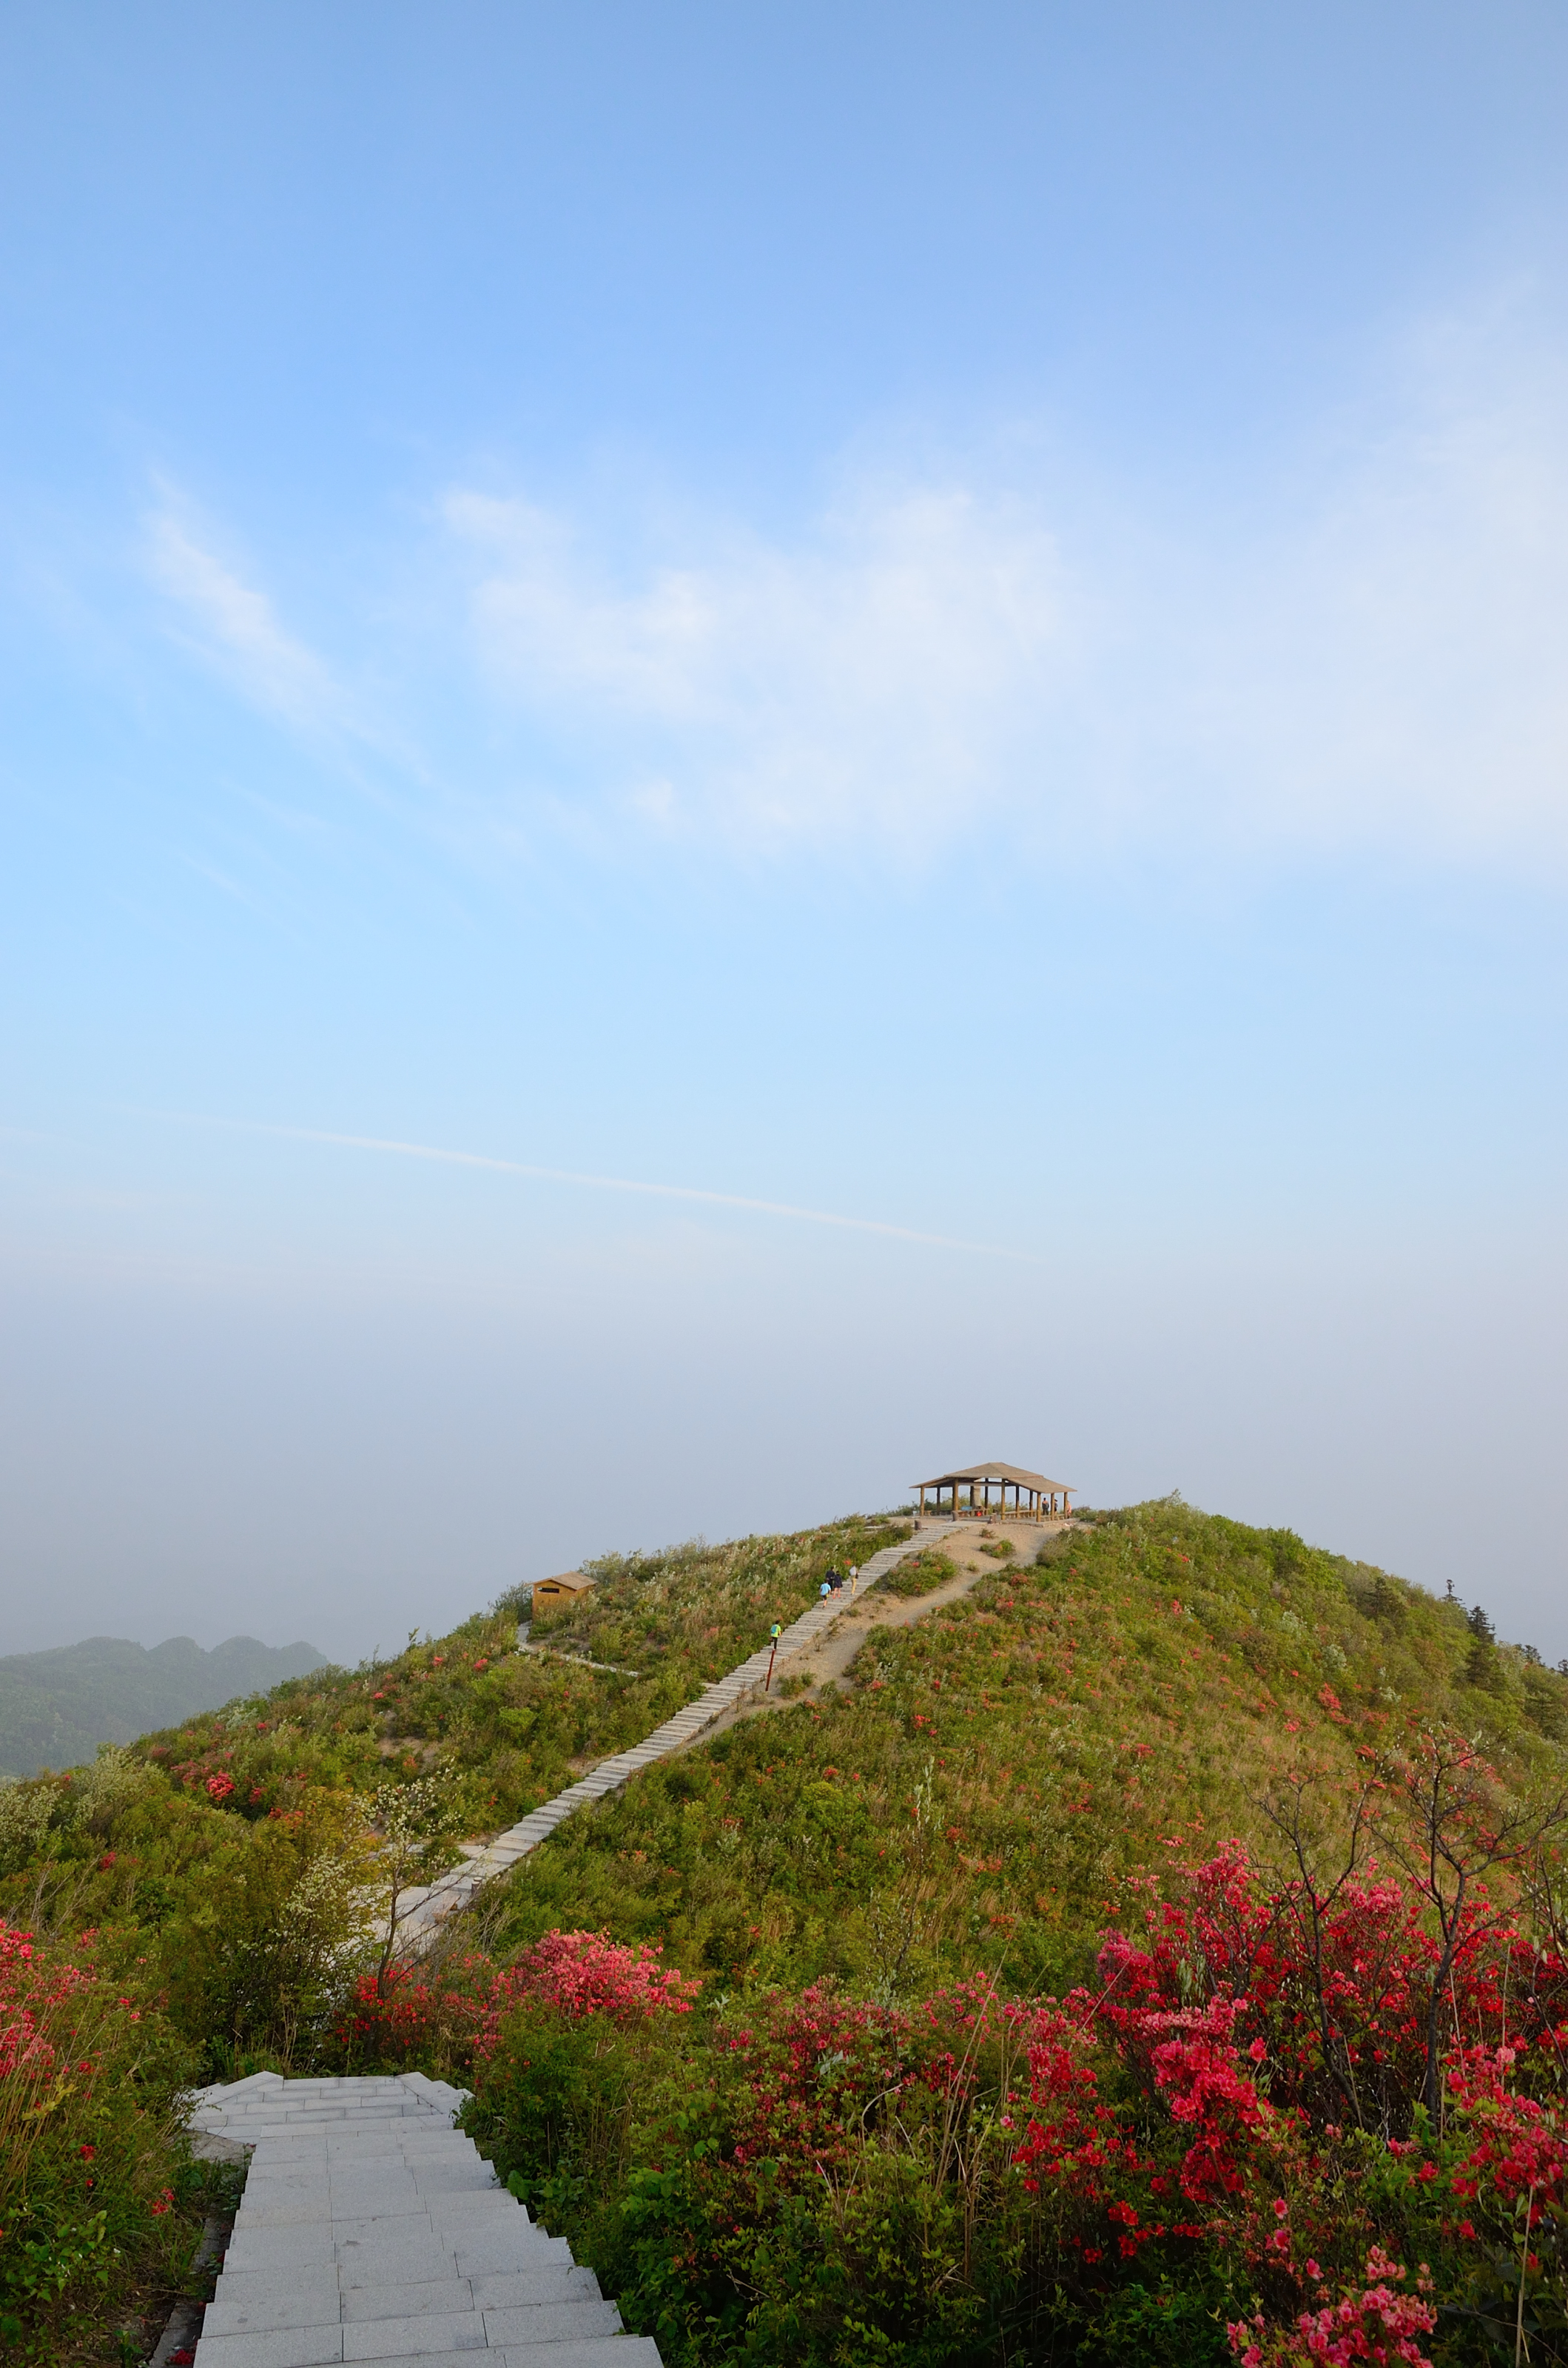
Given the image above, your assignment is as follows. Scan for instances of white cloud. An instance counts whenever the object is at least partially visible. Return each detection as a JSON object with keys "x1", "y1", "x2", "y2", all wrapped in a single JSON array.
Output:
[
  {"x1": 444, "y1": 481, "x2": 1075, "y2": 854},
  {"x1": 439, "y1": 309, "x2": 1568, "y2": 867},
  {"x1": 135, "y1": 300, "x2": 1568, "y2": 872},
  {"x1": 1174, "y1": 321, "x2": 1568, "y2": 859},
  {"x1": 147, "y1": 505, "x2": 340, "y2": 730}
]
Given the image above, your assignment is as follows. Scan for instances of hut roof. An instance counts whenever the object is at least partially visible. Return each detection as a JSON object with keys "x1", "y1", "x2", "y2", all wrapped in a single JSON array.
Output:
[
  {"x1": 912, "y1": 1462, "x2": 1072, "y2": 1492},
  {"x1": 532, "y1": 1569, "x2": 596, "y2": 1593}
]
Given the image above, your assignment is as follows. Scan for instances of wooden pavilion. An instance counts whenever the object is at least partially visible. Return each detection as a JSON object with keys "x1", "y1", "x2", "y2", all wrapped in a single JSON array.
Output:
[{"x1": 913, "y1": 1462, "x2": 1073, "y2": 1521}]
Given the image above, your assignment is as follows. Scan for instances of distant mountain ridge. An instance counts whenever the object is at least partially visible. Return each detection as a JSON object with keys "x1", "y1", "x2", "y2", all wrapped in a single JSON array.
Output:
[{"x1": 0, "y1": 1633, "x2": 332, "y2": 1777}]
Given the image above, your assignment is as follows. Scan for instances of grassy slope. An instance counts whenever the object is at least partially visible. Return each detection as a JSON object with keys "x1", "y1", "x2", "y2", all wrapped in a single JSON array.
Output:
[
  {"x1": 0, "y1": 1514, "x2": 911, "y2": 1977},
  {"x1": 7, "y1": 1500, "x2": 1566, "y2": 2002},
  {"x1": 482, "y1": 1501, "x2": 1568, "y2": 2000},
  {"x1": 4, "y1": 1498, "x2": 1567, "y2": 2361}
]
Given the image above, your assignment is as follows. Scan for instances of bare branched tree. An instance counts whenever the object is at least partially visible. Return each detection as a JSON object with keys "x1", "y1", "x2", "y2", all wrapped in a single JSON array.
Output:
[
  {"x1": 1382, "y1": 1728, "x2": 1568, "y2": 2122},
  {"x1": 1257, "y1": 1766, "x2": 1383, "y2": 2132}
]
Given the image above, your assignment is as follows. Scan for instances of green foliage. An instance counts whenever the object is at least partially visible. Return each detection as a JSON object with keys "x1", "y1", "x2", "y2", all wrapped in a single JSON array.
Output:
[
  {"x1": 467, "y1": 2001, "x2": 646, "y2": 2208},
  {"x1": 8, "y1": 1497, "x2": 1568, "y2": 2363},
  {"x1": 0, "y1": 1920, "x2": 207, "y2": 2363},
  {"x1": 462, "y1": 1986, "x2": 1041, "y2": 2368},
  {"x1": 881, "y1": 1549, "x2": 958, "y2": 1598}
]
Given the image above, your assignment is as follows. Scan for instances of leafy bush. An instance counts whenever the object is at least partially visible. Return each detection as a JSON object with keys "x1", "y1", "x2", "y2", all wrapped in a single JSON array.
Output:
[
  {"x1": 440, "y1": 1830, "x2": 1568, "y2": 2368},
  {"x1": 881, "y1": 1548, "x2": 957, "y2": 1597},
  {"x1": 0, "y1": 1919, "x2": 196, "y2": 2360},
  {"x1": 7, "y1": 1500, "x2": 1568, "y2": 2360}
]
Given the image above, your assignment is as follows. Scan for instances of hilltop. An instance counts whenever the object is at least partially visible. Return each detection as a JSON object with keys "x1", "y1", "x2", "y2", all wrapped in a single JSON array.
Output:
[
  {"x1": 0, "y1": 1630, "x2": 331, "y2": 1778},
  {"x1": 4, "y1": 1501, "x2": 1568, "y2": 2365}
]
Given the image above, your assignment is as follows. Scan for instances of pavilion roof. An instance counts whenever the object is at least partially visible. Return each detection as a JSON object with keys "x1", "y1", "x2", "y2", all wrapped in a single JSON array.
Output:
[{"x1": 912, "y1": 1462, "x2": 1072, "y2": 1492}]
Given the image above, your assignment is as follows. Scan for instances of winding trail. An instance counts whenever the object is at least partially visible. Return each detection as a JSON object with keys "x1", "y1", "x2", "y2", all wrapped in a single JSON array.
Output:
[
  {"x1": 395, "y1": 1523, "x2": 951, "y2": 1947},
  {"x1": 180, "y1": 1518, "x2": 1065, "y2": 2368}
]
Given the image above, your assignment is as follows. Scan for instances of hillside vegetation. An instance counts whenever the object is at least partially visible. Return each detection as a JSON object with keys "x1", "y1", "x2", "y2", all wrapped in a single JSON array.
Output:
[{"x1": 4, "y1": 1501, "x2": 1568, "y2": 2364}]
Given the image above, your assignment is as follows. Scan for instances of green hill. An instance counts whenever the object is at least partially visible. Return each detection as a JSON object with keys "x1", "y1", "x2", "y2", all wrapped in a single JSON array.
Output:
[
  {"x1": 0, "y1": 1630, "x2": 331, "y2": 1777},
  {"x1": 5, "y1": 1503, "x2": 1568, "y2": 2366}
]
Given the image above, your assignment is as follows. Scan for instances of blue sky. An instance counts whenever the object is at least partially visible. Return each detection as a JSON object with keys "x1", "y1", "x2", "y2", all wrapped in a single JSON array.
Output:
[{"x1": 3, "y1": 4, "x2": 1567, "y2": 1661}]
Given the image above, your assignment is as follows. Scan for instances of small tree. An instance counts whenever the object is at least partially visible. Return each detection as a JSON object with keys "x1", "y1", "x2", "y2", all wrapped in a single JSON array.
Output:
[
  {"x1": 1465, "y1": 1604, "x2": 1507, "y2": 1695},
  {"x1": 263, "y1": 1835, "x2": 377, "y2": 2062},
  {"x1": 1257, "y1": 1767, "x2": 1384, "y2": 2132},
  {"x1": 371, "y1": 1773, "x2": 463, "y2": 1996},
  {"x1": 1385, "y1": 1728, "x2": 1568, "y2": 2122}
]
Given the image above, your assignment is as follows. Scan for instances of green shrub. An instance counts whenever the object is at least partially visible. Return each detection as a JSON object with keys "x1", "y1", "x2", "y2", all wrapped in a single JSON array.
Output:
[
  {"x1": 881, "y1": 1550, "x2": 957, "y2": 1598},
  {"x1": 0, "y1": 1919, "x2": 198, "y2": 2360}
]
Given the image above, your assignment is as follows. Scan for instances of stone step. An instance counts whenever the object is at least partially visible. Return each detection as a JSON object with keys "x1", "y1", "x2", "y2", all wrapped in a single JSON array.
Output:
[{"x1": 193, "y1": 2075, "x2": 656, "y2": 2365}]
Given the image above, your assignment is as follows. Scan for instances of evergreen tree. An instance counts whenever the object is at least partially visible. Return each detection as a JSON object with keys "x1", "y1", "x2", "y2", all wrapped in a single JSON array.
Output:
[
  {"x1": 1464, "y1": 1603, "x2": 1505, "y2": 1693},
  {"x1": 1370, "y1": 1570, "x2": 1405, "y2": 1627}
]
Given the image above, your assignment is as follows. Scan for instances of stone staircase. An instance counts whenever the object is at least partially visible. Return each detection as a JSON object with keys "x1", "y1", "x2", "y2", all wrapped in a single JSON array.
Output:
[
  {"x1": 394, "y1": 1522, "x2": 938, "y2": 1947},
  {"x1": 188, "y1": 2070, "x2": 652, "y2": 2368},
  {"x1": 180, "y1": 1526, "x2": 949, "y2": 2365}
]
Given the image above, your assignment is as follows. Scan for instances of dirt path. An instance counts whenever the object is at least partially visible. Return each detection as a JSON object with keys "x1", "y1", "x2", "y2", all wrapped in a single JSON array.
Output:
[
  {"x1": 693, "y1": 1518, "x2": 1071, "y2": 1740},
  {"x1": 392, "y1": 1518, "x2": 1077, "y2": 1948}
]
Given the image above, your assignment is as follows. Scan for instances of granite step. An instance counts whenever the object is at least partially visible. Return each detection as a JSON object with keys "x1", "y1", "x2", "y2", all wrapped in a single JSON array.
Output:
[{"x1": 192, "y1": 2074, "x2": 656, "y2": 2368}]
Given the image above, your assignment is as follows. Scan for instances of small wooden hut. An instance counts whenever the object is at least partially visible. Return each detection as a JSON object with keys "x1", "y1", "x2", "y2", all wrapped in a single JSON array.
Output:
[{"x1": 531, "y1": 1569, "x2": 596, "y2": 1612}]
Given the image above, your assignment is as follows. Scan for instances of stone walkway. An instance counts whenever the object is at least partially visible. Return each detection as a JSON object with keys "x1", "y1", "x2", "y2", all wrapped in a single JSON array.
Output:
[
  {"x1": 179, "y1": 1522, "x2": 986, "y2": 2366},
  {"x1": 189, "y1": 2071, "x2": 653, "y2": 2368},
  {"x1": 395, "y1": 1522, "x2": 943, "y2": 1947}
]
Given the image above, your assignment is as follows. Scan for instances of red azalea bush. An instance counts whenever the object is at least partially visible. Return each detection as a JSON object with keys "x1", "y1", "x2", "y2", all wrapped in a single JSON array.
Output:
[
  {"x1": 326, "y1": 1842, "x2": 1568, "y2": 2364},
  {"x1": 495, "y1": 1928, "x2": 702, "y2": 2030},
  {"x1": 329, "y1": 1927, "x2": 701, "y2": 2076},
  {"x1": 0, "y1": 1920, "x2": 193, "y2": 2357},
  {"x1": 1007, "y1": 1840, "x2": 1568, "y2": 2363},
  {"x1": 451, "y1": 1852, "x2": 1568, "y2": 2367},
  {"x1": 1230, "y1": 2247, "x2": 1439, "y2": 2367}
]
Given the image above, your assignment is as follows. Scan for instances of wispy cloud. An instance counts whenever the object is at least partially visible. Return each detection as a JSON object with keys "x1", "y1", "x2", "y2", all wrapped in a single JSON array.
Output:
[
  {"x1": 445, "y1": 480, "x2": 1075, "y2": 856},
  {"x1": 438, "y1": 303, "x2": 1568, "y2": 867},
  {"x1": 1159, "y1": 311, "x2": 1568, "y2": 860},
  {"x1": 134, "y1": 297, "x2": 1568, "y2": 872},
  {"x1": 146, "y1": 500, "x2": 342, "y2": 730},
  {"x1": 179, "y1": 1117, "x2": 1042, "y2": 1262}
]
